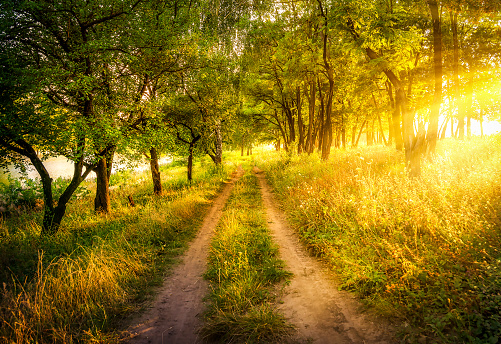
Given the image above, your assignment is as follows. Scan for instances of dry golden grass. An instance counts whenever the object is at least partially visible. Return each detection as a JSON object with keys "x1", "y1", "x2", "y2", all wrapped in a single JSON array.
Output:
[
  {"x1": 0, "y1": 161, "x2": 229, "y2": 343},
  {"x1": 259, "y1": 135, "x2": 501, "y2": 343}
]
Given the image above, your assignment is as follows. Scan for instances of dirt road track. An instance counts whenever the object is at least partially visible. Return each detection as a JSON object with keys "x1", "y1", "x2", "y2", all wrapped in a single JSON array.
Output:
[
  {"x1": 124, "y1": 167, "x2": 244, "y2": 344},
  {"x1": 124, "y1": 166, "x2": 396, "y2": 344},
  {"x1": 253, "y1": 166, "x2": 397, "y2": 344}
]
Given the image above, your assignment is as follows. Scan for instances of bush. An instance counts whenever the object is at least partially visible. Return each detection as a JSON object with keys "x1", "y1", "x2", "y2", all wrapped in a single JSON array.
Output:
[{"x1": 0, "y1": 176, "x2": 90, "y2": 216}]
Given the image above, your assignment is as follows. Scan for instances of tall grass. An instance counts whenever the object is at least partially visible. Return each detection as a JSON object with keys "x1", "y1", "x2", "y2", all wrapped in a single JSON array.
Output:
[
  {"x1": 0, "y1": 159, "x2": 231, "y2": 343},
  {"x1": 259, "y1": 135, "x2": 501, "y2": 343},
  {"x1": 202, "y1": 172, "x2": 293, "y2": 343}
]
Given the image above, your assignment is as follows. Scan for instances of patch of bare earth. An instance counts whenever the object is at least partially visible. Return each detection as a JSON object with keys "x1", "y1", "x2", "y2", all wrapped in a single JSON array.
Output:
[
  {"x1": 123, "y1": 166, "x2": 244, "y2": 344},
  {"x1": 253, "y1": 166, "x2": 397, "y2": 344}
]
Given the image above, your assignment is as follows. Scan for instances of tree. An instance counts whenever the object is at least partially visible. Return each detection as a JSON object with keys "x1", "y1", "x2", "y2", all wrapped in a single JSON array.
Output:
[
  {"x1": 426, "y1": 0, "x2": 442, "y2": 155},
  {"x1": 0, "y1": 0, "x2": 148, "y2": 233}
]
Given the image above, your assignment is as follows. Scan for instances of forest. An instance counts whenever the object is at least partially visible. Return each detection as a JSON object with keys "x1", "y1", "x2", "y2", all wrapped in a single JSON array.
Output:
[{"x1": 1, "y1": 0, "x2": 500, "y2": 343}]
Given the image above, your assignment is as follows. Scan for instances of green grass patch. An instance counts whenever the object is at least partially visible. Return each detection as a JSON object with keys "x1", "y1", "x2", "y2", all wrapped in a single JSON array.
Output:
[
  {"x1": 0, "y1": 159, "x2": 232, "y2": 344},
  {"x1": 258, "y1": 135, "x2": 501, "y2": 343},
  {"x1": 202, "y1": 171, "x2": 293, "y2": 343}
]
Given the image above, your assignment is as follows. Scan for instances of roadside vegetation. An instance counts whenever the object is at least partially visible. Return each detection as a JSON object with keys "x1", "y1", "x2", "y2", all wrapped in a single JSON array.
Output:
[
  {"x1": 202, "y1": 170, "x2": 293, "y2": 343},
  {"x1": 259, "y1": 135, "x2": 501, "y2": 343},
  {"x1": 0, "y1": 158, "x2": 231, "y2": 344}
]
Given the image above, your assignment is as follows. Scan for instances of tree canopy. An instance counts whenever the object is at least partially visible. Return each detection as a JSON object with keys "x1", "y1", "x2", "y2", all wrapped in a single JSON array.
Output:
[{"x1": 2, "y1": 0, "x2": 501, "y2": 233}]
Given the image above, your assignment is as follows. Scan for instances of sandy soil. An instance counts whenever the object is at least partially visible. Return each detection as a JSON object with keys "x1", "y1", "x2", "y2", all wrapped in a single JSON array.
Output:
[
  {"x1": 253, "y1": 166, "x2": 397, "y2": 344},
  {"x1": 123, "y1": 167, "x2": 244, "y2": 344}
]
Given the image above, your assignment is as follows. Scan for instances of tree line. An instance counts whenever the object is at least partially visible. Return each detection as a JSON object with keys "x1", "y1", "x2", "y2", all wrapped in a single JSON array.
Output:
[
  {"x1": 240, "y1": 0, "x2": 500, "y2": 174},
  {"x1": 1, "y1": 0, "x2": 500, "y2": 235}
]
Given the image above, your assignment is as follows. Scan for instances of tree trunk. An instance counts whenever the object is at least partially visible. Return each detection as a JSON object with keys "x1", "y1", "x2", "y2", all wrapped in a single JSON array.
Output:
[
  {"x1": 187, "y1": 143, "x2": 194, "y2": 182},
  {"x1": 351, "y1": 121, "x2": 357, "y2": 147},
  {"x1": 284, "y1": 102, "x2": 295, "y2": 147},
  {"x1": 306, "y1": 79, "x2": 316, "y2": 154},
  {"x1": 355, "y1": 119, "x2": 367, "y2": 147},
  {"x1": 458, "y1": 114, "x2": 465, "y2": 139},
  {"x1": 274, "y1": 109, "x2": 289, "y2": 152},
  {"x1": 94, "y1": 158, "x2": 111, "y2": 213},
  {"x1": 106, "y1": 150, "x2": 114, "y2": 181},
  {"x1": 387, "y1": 81, "x2": 403, "y2": 150},
  {"x1": 321, "y1": 86, "x2": 333, "y2": 160},
  {"x1": 378, "y1": 114, "x2": 388, "y2": 145},
  {"x1": 385, "y1": 81, "x2": 394, "y2": 146},
  {"x1": 214, "y1": 120, "x2": 223, "y2": 165},
  {"x1": 427, "y1": 0, "x2": 442, "y2": 154},
  {"x1": 363, "y1": 46, "x2": 418, "y2": 174},
  {"x1": 341, "y1": 114, "x2": 346, "y2": 149},
  {"x1": 387, "y1": 113, "x2": 393, "y2": 146},
  {"x1": 319, "y1": 4, "x2": 333, "y2": 160},
  {"x1": 317, "y1": 80, "x2": 325, "y2": 153},
  {"x1": 297, "y1": 86, "x2": 305, "y2": 154},
  {"x1": 451, "y1": 11, "x2": 464, "y2": 140},
  {"x1": 41, "y1": 204, "x2": 66, "y2": 234},
  {"x1": 367, "y1": 120, "x2": 373, "y2": 146},
  {"x1": 467, "y1": 116, "x2": 471, "y2": 139},
  {"x1": 465, "y1": 75, "x2": 473, "y2": 140},
  {"x1": 440, "y1": 117, "x2": 449, "y2": 139},
  {"x1": 150, "y1": 147, "x2": 162, "y2": 195}
]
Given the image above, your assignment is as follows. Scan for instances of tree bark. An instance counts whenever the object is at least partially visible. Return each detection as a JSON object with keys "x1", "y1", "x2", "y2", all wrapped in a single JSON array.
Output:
[
  {"x1": 273, "y1": 109, "x2": 289, "y2": 152},
  {"x1": 283, "y1": 102, "x2": 296, "y2": 148},
  {"x1": 150, "y1": 147, "x2": 162, "y2": 195},
  {"x1": 42, "y1": 206, "x2": 67, "y2": 235},
  {"x1": 188, "y1": 143, "x2": 194, "y2": 182},
  {"x1": 318, "y1": 0, "x2": 333, "y2": 160},
  {"x1": 214, "y1": 119, "x2": 223, "y2": 165},
  {"x1": 306, "y1": 79, "x2": 316, "y2": 154},
  {"x1": 317, "y1": 79, "x2": 325, "y2": 153},
  {"x1": 94, "y1": 157, "x2": 111, "y2": 213},
  {"x1": 297, "y1": 87, "x2": 305, "y2": 154}
]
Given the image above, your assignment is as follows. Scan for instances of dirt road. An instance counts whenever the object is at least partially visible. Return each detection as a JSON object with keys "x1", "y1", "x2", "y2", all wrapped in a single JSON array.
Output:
[
  {"x1": 253, "y1": 166, "x2": 396, "y2": 344},
  {"x1": 124, "y1": 166, "x2": 396, "y2": 344},
  {"x1": 124, "y1": 167, "x2": 244, "y2": 344}
]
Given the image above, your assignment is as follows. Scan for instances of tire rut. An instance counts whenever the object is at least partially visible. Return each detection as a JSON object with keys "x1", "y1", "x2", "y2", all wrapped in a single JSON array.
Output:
[
  {"x1": 124, "y1": 166, "x2": 245, "y2": 344},
  {"x1": 253, "y1": 166, "x2": 397, "y2": 344}
]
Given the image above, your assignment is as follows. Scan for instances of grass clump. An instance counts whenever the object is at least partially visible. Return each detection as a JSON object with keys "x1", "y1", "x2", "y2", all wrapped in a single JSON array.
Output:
[
  {"x1": 0, "y1": 160, "x2": 230, "y2": 343},
  {"x1": 258, "y1": 135, "x2": 501, "y2": 343},
  {"x1": 202, "y1": 171, "x2": 293, "y2": 343}
]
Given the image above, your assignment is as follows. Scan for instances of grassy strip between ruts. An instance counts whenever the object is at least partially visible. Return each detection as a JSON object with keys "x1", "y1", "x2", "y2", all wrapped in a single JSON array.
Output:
[
  {"x1": 0, "y1": 160, "x2": 231, "y2": 344},
  {"x1": 202, "y1": 170, "x2": 293, "y2": 343},
  {"x1": 258, "y1": 135, "x2": 501, "y2": 344}
]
